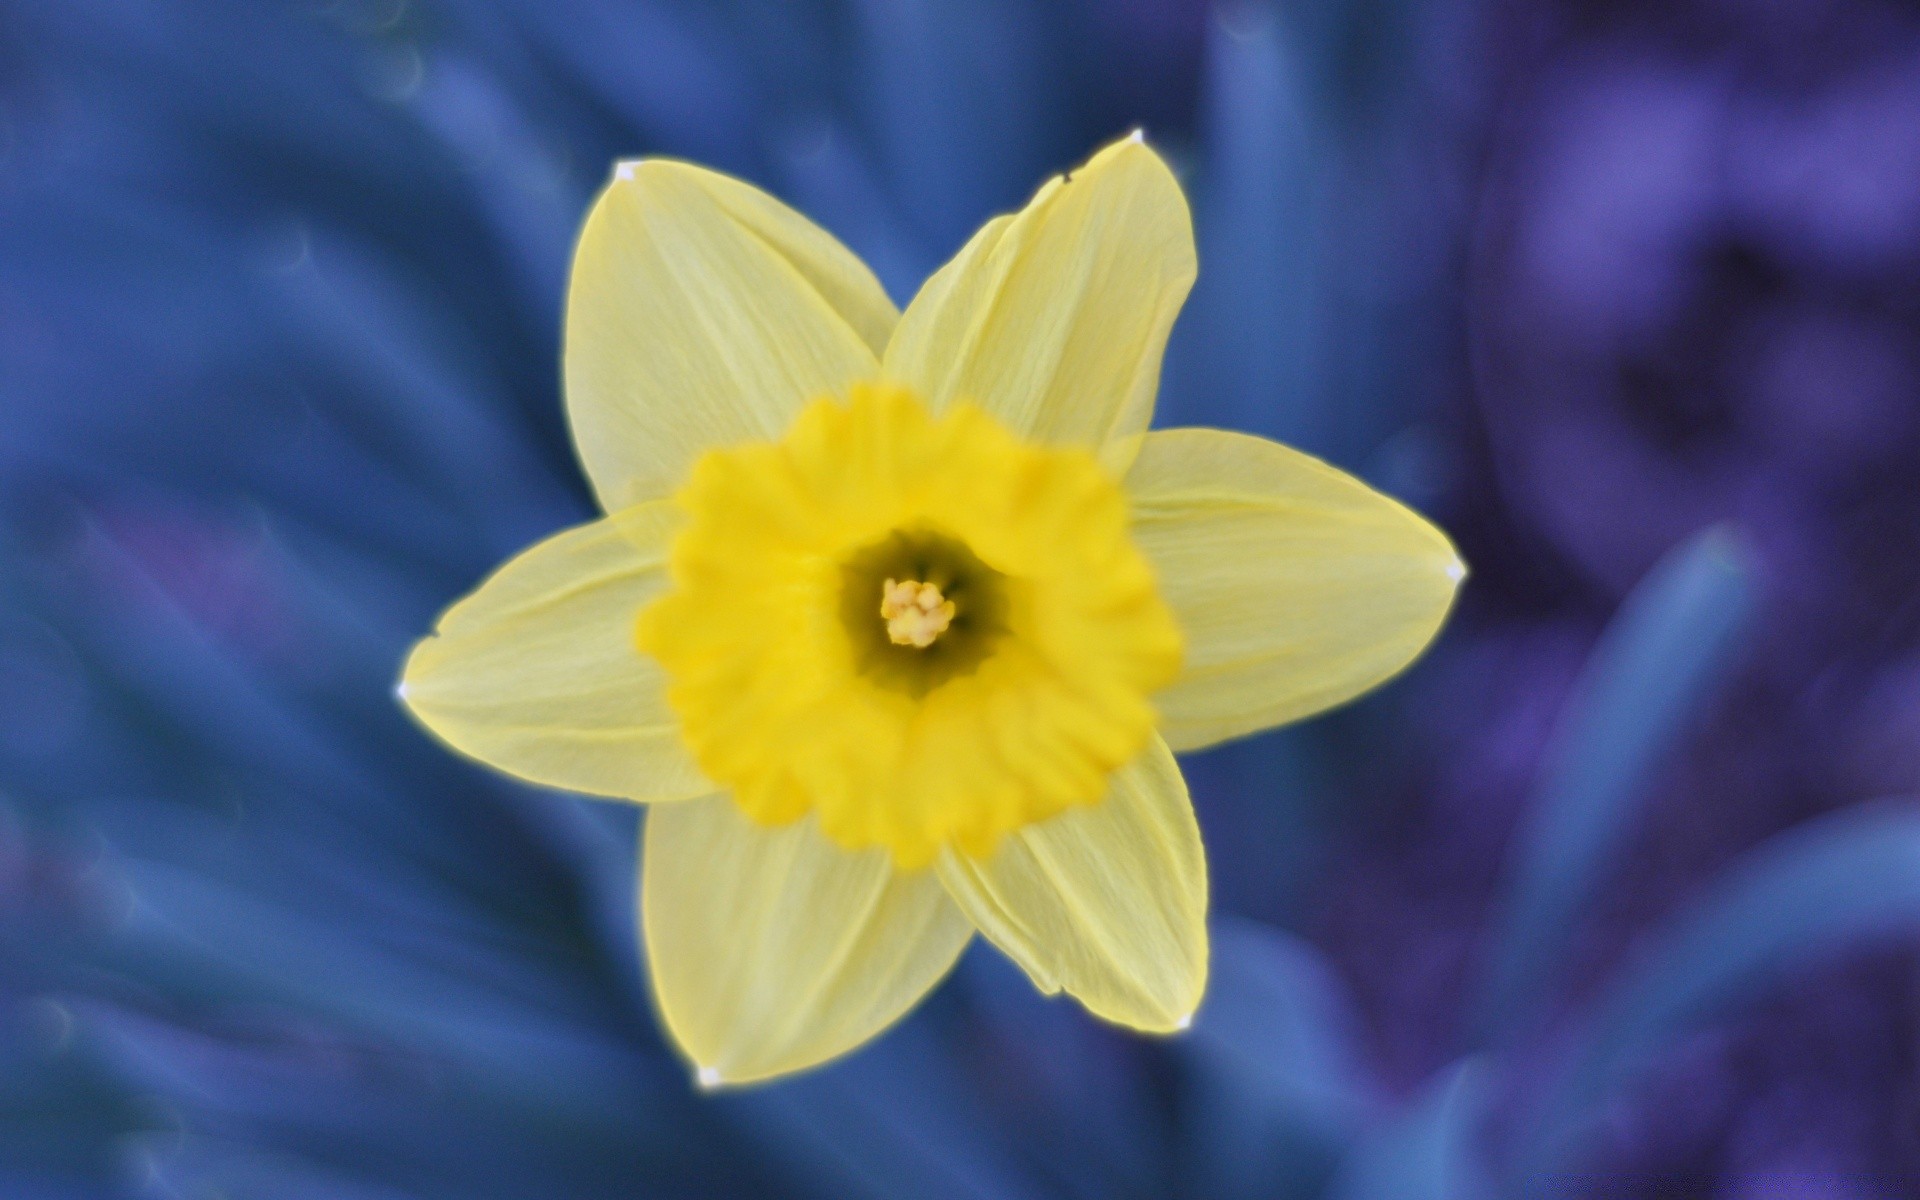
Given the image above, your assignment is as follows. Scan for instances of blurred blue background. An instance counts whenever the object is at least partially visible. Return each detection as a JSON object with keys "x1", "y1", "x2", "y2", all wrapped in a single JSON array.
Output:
[{"x1": 5, "y1": 0, "x2": 1920, "y2": 1196}]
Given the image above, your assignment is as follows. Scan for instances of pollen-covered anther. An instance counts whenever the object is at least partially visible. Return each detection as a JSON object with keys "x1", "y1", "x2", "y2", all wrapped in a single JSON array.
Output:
[{"x1": 880, "y1": 578, "x2": 956, "y2": 649}]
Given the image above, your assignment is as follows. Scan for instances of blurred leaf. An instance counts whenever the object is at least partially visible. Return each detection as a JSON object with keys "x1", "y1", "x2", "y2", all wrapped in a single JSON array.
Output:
[
  {"x1": 1513, "y1": 801, "x2": 1920, "y2": 1194},
  {"x1": 1328, "y1": 1059, "x2": 1491, "y2": 1200},
  {"x1": 498, "y1": 0, "x2": 761, "y2": 171},
  {"x1": 1471, "y1": 526, "x2": 1756, "y2": 1045},
  {"x1": 1179, "y1": 916, "x2": 1380, "y2": 1200},
  {"x1": 1162, "y1": 6, "x2": 1323, "y2": 447},
  {"x1": 0, "y1": 1034, "x2": 156, "y2": 1188},
  {"x1": 852, "y1": 0, "x2": 1058, "y2": 255},
  {"x1": 775, "y1": 118, "x2": 929, "y2": 306},
  {"x1": 720, "y1": 1018, "x2": 1052, "y2": 1200},
  {"x1": 106, "y1": 857, "x2": 659, "y2": 1120}
]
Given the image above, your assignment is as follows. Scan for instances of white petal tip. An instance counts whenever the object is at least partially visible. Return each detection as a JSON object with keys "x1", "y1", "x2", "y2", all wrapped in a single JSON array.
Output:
[
  {"x1": 1174, "y1": 1014, "x2": 1193, "y2": 1031},
  {"x1": 1445, "y1": 560, "x2": 1466, "y2": 583},
  {"x1": 1127, "y1": 127, "x2": 1146, "y2": 144},
  {"x1": 696, "y1": 1066, "x2": 724, "y2": 1090},
  {"x1": 613, "y1": 160, "x2": 639, "y2": 182},
  {"x1": 393, "y1": 681, "x2": 409, "y2": 702}
]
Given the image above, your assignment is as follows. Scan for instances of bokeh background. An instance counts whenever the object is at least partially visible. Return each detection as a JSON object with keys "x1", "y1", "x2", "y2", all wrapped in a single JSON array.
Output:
[{"x1": 5, "y1": 0, "x2": 1920, "y2": 1196}]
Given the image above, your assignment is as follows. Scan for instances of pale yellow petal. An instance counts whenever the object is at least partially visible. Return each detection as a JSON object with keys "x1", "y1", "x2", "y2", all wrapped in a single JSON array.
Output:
[
  {"x1": 937, "y1": 736, "x2": 1207, "y2": 1031},
  {"x1": 883, "y1": 135, "x2": 1196, "y2": 452},
  {"x1": 642, "y1": 797, "x2": 972, "y2": 1086},
  {"x1": 565, "y1": 159, "x2": 889, "y2": 509},
  {"x1": 399, "y1": 504, "x2": 710, "y2": 802},
  {"x1": 1127, "y1": 428, "x2": 1465, "y2": 752},
  {"x1": 668, "y1": 165, "x2": 899, "y2": 357}
]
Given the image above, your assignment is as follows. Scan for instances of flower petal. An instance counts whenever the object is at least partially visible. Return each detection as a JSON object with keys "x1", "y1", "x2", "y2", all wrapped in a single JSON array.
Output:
[
  {"x1": 937, "y1": 736, "x2": 1207, "y2": 1031},
  {"x1": 566, "y1": 159, "x2": 892, "y2": 509},
  {"x1": 399, "y1": 504, "x2": 710, "y2": 802},
  {"x1": 1127, "y1": 428, "x2": 1465, "y2": 752},
  {"x1": 642, "y1": 796, "x2": 972, "y2": 1085},
  {"x1": 883, "y1": 134, "x2": 1196, "y2": 453}
]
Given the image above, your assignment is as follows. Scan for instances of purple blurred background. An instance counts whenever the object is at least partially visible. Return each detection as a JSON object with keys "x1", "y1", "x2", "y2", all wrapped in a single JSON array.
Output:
[{"x1": 1341, "y1": 0, "x2": 1920, "y2": 1188}]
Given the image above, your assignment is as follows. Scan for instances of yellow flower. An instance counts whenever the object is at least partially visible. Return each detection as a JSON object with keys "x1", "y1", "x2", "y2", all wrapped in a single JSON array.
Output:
[{"x1": 398, "y1": 134, "x2": 1463, "y2": 1088}]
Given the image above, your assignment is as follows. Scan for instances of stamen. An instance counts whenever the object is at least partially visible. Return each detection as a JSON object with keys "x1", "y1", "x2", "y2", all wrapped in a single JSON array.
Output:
[{"x1": 881, "y1": 578, "x2": 956, "y2": 649}]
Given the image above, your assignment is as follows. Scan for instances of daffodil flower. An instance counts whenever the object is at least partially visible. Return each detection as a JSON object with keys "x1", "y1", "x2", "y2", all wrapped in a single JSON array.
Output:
[{"x1": 398, "y1": 133, "x2": 1463, "y2": 1087}]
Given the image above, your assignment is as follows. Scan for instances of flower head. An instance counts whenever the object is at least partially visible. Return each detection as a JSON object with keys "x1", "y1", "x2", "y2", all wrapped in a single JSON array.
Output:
[{"x1": 399, "y1": 135, "x2": 1463, "y2": 1086}]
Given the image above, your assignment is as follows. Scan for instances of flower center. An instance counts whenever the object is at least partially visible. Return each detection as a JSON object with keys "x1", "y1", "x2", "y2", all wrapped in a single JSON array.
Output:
[
  {"x1": 836, "y1": 525, "x2": 1009, "y2": 699},
  {"x1": 637, "y1": 383, "x2": 1183, "y2": 865},
  {"x1": 881, "y1": 579, "x2": 955, "y2": 648}
]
